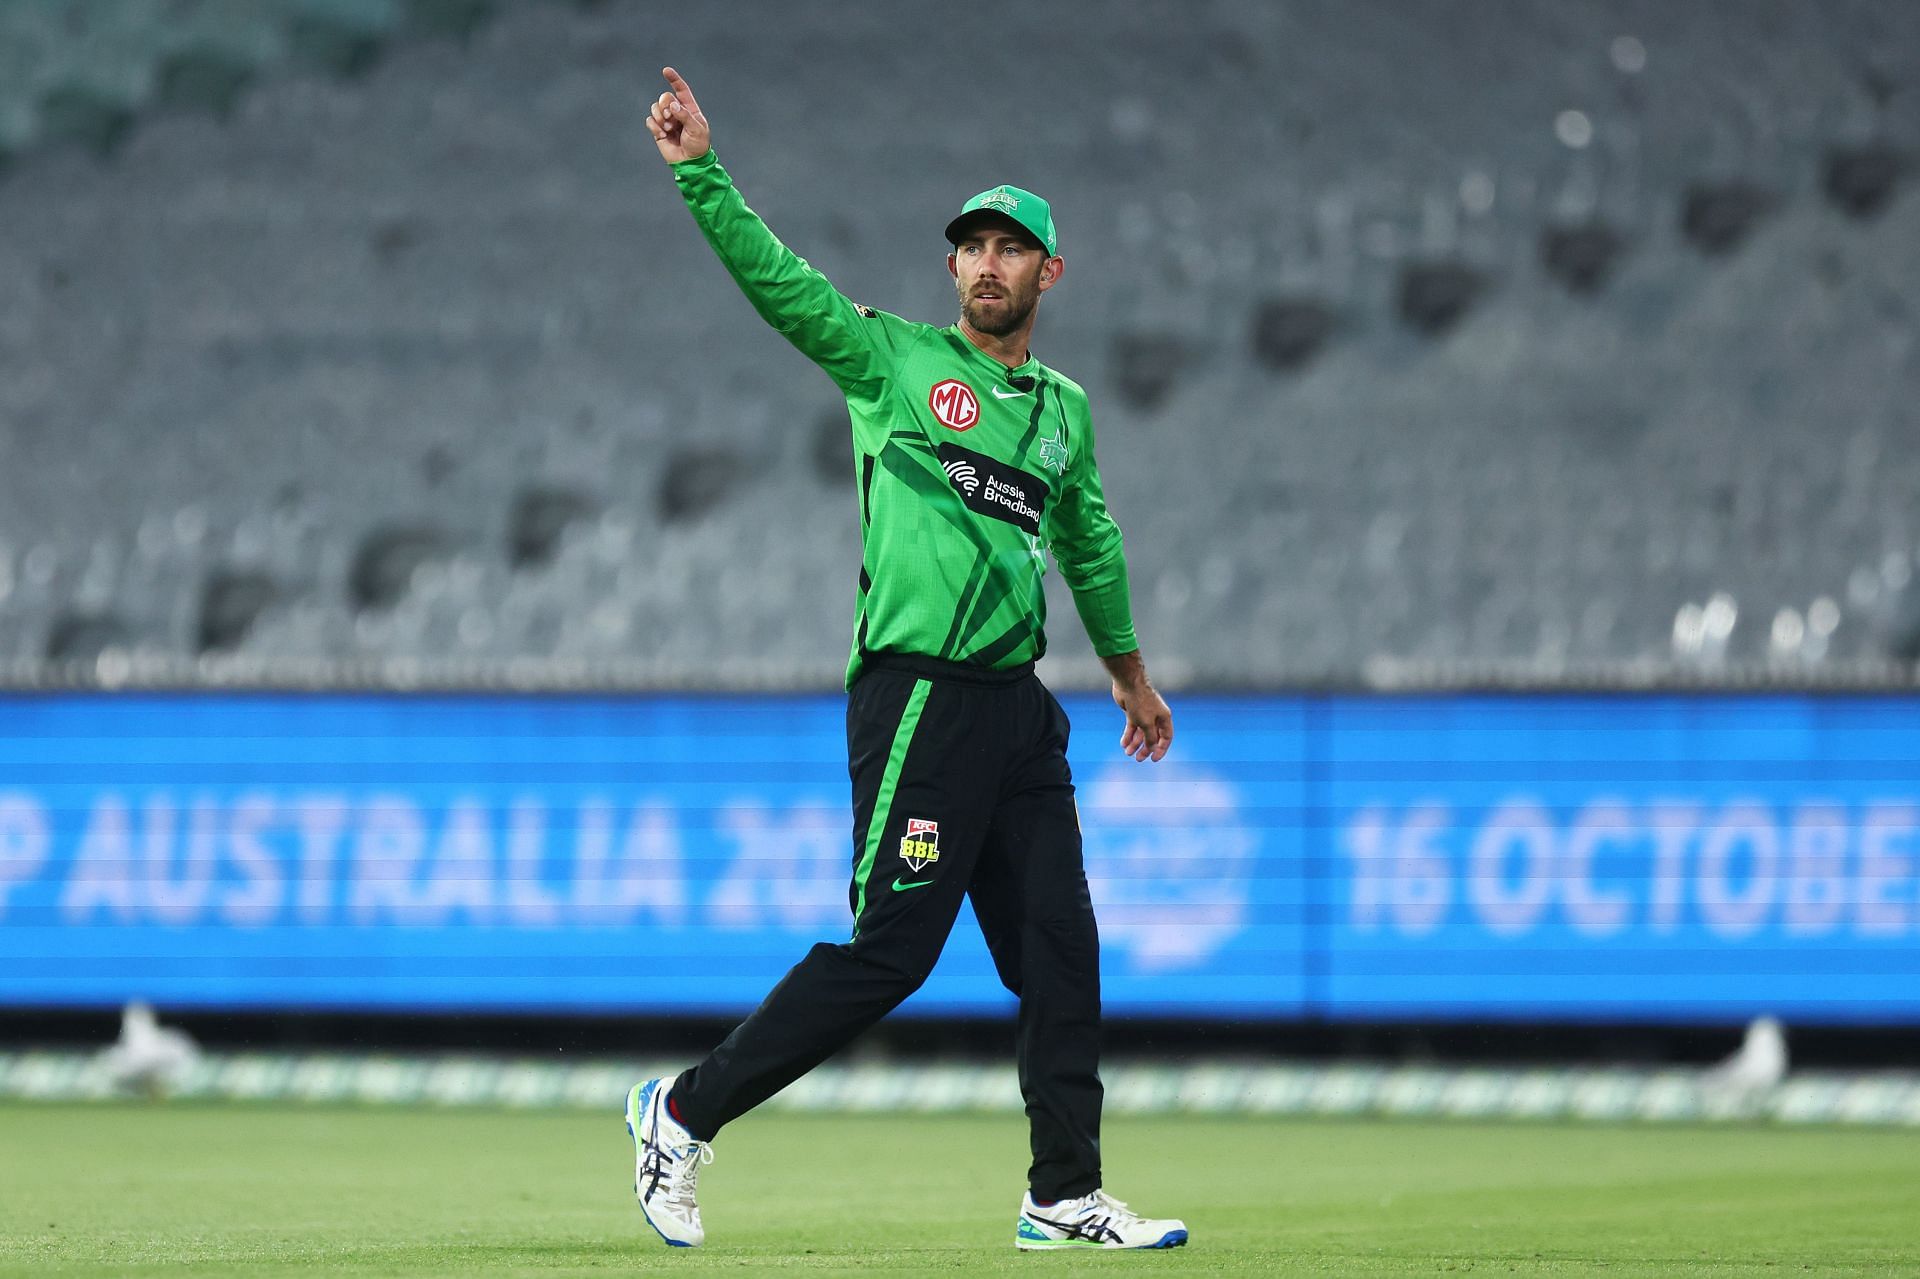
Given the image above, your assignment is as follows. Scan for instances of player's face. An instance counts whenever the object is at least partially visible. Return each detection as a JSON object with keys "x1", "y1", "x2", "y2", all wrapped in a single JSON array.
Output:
[{"x1": 949, "y1": 229, "x2": 1059, "y2": 337}]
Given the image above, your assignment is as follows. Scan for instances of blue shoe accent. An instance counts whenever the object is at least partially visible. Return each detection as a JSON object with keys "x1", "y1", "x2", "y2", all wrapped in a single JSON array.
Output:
[
  {"x1": 629, "y1": 1079, "x2": 657, "y2": 1128},
  {"x1": 1153, "y1": 1228, "x2": 1189, "y2": 1248}
]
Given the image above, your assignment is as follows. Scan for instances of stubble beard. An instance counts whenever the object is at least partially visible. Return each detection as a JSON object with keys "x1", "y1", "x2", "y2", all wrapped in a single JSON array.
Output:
[{"x1": 960, "y1": 289, "x2": 1037, "y2": 337}]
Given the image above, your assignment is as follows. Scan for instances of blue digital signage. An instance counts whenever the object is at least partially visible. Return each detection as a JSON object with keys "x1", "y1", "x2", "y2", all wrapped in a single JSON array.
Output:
[
  {"x1": 1321, "y1": 697, "x2": 1920, "y2": 1021},
  {"x1": 0, "y1": 693, "x2": 1914, "y2": 1023}
]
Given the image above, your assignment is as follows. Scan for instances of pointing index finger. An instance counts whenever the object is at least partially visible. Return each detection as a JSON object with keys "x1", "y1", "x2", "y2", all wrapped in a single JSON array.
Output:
[{"x1": 661, "y1": 66, "x2": 702, "y2": 116}]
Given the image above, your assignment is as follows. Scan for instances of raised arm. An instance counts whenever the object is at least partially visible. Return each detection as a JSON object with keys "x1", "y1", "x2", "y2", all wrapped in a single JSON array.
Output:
[
  {"x1": 644, "y1": 67, "x2": 905, "y2": 397},
  {"x1": 645, "y1": 66, "x2": 711, "y2": 163}
]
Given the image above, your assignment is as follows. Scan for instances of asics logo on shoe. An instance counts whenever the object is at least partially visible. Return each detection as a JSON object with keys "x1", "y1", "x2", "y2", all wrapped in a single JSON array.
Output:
[{"x1": 1027, "y1": 1212, "x2": 1125, "y2": 1245}]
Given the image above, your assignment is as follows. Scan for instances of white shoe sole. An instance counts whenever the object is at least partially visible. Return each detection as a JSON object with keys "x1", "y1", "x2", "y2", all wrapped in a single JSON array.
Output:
[{"x1": 1016, "y1": 1220, "x2": 1189, "y2": 1250}]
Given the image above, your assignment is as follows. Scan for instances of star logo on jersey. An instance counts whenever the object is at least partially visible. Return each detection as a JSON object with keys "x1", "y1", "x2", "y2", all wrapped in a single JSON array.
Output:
[
  {"x1": 899, "y1": 818, "x2": 941, "y2": 872},
  {"x1": 1038, "y1": 433, "x2": 1068, "y2": 477},
  {"x1": 928, "y1": 379, "x2": 980, "y2": 431}
]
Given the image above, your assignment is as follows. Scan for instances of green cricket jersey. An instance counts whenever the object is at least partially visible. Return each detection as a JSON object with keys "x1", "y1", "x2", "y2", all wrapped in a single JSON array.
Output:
[{"x1": 671, "y1": 151, "x2": 1137, "y2": 689}]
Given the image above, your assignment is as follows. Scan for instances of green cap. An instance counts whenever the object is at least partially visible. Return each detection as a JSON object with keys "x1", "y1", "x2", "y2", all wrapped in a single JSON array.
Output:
[{"x1": 944, "y1": 185, "x2": 1058, "y2": 257}]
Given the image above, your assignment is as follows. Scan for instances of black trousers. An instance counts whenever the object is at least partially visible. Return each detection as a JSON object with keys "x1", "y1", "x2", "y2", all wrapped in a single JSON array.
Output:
[{"x1": 671, "y1": 655, "x2": 1104, "y2": 1200}]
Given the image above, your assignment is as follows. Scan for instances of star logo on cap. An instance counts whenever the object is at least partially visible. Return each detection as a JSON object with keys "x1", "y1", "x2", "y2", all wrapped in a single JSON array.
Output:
[{"x1": 978, "y1": 191, "x2": 1020, "y2": 214}]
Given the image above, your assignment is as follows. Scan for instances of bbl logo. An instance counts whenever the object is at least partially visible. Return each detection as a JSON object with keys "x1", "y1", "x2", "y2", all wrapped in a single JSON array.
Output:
[
  {"x1": 928, "y1": 379, "x2": 980, "y2": 431},
  {"x1": 899, "y1": 818, "x2": 941, "y2": 872}
]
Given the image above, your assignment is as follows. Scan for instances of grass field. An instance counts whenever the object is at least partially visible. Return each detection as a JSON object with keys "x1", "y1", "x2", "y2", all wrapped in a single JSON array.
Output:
[{"x1": 3, "y1": 1104, "x2": 1917, "y2": 1276}]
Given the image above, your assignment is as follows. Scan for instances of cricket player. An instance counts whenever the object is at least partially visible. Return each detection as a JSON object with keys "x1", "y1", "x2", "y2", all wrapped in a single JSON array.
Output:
[{"x1": 627, "y1": 67, "x2": 1185, "y2": 1252}]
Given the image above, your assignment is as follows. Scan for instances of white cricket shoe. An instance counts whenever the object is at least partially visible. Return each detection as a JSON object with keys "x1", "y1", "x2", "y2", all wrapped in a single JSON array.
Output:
[
  {"x1": 625, "y1": 1078, "x2": 714, "y2": 1247},
  {"x1": 1015, "y1": 1188, "x2": 1188, "y2": 1250}
]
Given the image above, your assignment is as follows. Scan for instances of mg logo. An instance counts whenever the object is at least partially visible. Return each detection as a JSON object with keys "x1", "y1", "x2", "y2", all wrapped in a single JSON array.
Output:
[{"x1": 928, "y1": 379, "x2": 980, "y2": 431}]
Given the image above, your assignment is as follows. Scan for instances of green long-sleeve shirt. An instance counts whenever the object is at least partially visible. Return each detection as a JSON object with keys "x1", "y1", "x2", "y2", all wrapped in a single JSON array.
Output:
[{"x1": 671, "y1": 151, "x2": 1136, "y2": 689}]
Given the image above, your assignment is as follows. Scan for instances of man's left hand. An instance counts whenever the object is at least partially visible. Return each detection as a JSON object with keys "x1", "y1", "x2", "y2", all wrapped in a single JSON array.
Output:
[{"x1": 1109, "y1": 663, "x2": 1173, "y2": 763}]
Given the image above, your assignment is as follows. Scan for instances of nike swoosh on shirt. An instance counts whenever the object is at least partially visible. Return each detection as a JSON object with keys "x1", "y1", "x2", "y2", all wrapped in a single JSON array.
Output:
[
  {"x1": 989, "y1": 386, "x2": 1030, "y2": 399},
  {"x1": 892, "y1": 877, "x2": 935, "y2": 892}
]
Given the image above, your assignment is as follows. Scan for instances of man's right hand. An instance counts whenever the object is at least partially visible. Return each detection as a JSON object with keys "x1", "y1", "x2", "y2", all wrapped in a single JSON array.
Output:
[{"x1": 646, "y1": 66, "x2": 710, "y2": 163}]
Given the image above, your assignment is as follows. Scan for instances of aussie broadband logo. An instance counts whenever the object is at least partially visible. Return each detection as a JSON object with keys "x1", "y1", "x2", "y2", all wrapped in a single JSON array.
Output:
[
  {"x1": 942, "y1": 458, "x2": 980, "y2": 496},
  {"x1": 935, "y1": 443, "x2": 1049, "y2": 536},
  {"x1": 928, "y1": 379, "x2": 980, "y2": 431}
]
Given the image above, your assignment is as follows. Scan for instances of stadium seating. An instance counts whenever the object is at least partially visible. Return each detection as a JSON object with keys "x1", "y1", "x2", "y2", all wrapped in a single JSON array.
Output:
[
  {"x1": 0, "y1": 1, "x2": 508, "y2": 160},
  {"x1": 1, "y1": 0, "x2": 1917, "y2": 687}
]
